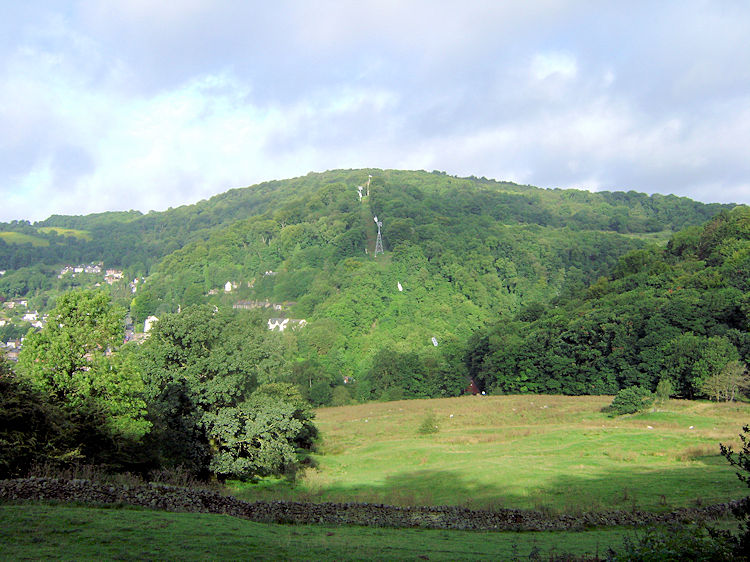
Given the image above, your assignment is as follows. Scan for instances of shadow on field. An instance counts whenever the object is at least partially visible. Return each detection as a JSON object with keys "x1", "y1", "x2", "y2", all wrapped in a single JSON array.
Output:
[{"x1": 308, "y1": 455, "x2": 746, "y2": 513}]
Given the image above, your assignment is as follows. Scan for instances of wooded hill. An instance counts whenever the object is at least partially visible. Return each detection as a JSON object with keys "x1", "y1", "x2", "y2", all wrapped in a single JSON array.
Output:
[
  {"x1": 1, "y1": 169, "x2": 744, "y2": 403},
  {"x1": 466, "y1": 205, "x2": 750, "y2": 398}
]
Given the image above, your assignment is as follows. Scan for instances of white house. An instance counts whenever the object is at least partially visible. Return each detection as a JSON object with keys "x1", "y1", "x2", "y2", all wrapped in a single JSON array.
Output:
[
  {"x1": 144, "y1": 315, "x2": 159, "y2": 333},
  {"x1": 267, "y1": 318, "x2": 307, "y2": 332}
]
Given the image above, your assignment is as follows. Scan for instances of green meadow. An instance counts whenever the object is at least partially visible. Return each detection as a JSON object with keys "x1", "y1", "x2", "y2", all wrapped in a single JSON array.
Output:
[
  {"x1": 37, "y1": 226, "x2": 92, "y2": 240},
  {"x1": 232, "y1": 395, "x2": 750, "y2": 513},
  {"x1": 4, "y1": 395, "x2": 748, "y2": 559},
  {"x1": 0, "y1": 503, "x2": 675, "y2": 560},
  {"x1": 0, "y1": 231, "x2": 49, "y2": 246}
]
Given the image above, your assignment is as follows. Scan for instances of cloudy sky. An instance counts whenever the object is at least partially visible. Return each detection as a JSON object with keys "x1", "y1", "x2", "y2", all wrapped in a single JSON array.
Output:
[{"x1": 2, "y1": 1, "x2": 749, "y2": 222}]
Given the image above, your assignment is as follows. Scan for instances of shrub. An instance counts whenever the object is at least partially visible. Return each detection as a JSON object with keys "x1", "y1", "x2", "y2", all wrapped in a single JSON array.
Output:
[
  {"x1": 417, "y1": 412, "x2": 439, "y2": 435},
  {"x1": 721, "y1": 425, "x2": 750, "y2": 557},
  {"x1": 309, "y1": 381, "x2": 333, "y2": 406},
  {"x1": 609, "y1": 386, "x2": 655, "y2": 415},
  {"x1": 655, "y1": 378, "x2": 673, "y2": 404},
  {"x1": 330, "y1": 386, "x2": 353, "y2": 407},
  {"x1": 609, "y1": 524, "x2": 737, "y2": 561}
]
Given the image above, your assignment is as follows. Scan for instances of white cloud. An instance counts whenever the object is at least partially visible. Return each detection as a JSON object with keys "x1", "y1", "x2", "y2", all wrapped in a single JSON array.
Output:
[
  {"x1": 1, "y1": 1, "x2": 749, "y2": 223},
  {"x1": 531, "y1": 52, "x2": 578, "y2": 81}
]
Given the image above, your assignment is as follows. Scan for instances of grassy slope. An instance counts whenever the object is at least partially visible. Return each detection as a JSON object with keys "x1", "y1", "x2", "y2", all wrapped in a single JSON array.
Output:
[
  {"x1": 233, "y1": 395, "x2": 750, "y2": 512},
  {"x1": 4, "y1": 395, "x2": 747, "y2": 559},
  {"x1": 37, "y1": 226, "x2": 92, "y2": 240},
  {"x1": 0, "y1": 503, "x2": 649, "y2": 560},
  {"x1": 0, "y1": 231, "x2": 49, "y2": 247}
]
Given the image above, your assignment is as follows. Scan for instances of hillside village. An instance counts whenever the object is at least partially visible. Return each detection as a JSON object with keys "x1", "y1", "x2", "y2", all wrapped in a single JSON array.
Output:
[
  {"x1": 1, "y1": 265, "x2": 307, "y2": 359},
  {"x1": 0, "y1": 263, "x2": 132, "y2": 359}
]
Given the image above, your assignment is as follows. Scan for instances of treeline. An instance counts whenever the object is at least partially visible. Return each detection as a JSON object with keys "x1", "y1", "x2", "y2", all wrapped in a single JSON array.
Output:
[
  {"x1": 0, "y1": 169, "x2": 731, "y2": 274},
  {"x1": 2, "y1": 291, "x2": 316, "y2": 481},
  {"x1": 465, "y1": 206, "x2": 750, "y2": 398}
]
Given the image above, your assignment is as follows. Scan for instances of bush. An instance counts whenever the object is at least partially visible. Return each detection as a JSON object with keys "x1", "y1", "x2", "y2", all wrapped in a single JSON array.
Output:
[
  {"x1": 721, "y1": 425, "x2": 750, "y2": 557},
  {"x1": 417, "y1": 412, "x2": 439, "y2": 435},
  {"x1": 609, "y1": 524, "x2": 737, "y2": 561},
  {"x1": 330, "y1": 385, "x2": 353, "y2": 407},
  {"x1": 655, "y1": 378, "x2": 673, "y2": 404},
  {"x1": 308, "y1": 381, "x2": 333, "y2": 406},
  {"x1": 609, "y1": 386, "x2": 655, "y2": 415}
]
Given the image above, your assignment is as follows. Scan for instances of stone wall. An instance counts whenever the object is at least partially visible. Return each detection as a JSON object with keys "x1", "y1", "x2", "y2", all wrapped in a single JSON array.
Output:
[{"x1": 0, "y1": 478, "x2": 744, "y2": 532}]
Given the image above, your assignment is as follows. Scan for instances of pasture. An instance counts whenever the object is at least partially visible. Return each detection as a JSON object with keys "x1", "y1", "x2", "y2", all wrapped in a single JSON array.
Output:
[
  {"x1": 37, "y1": 226, "x2": 92, "y2": 240},
  {"x1": 0, "y1": 231, "x2": 49, "y2": 247},
  {"x1": 0, "y1": 503, "x2": 670, "y2": 560},
  {"x1": 4, "y1": 394, "x2": 749, "y2": 559},
  {"x1": 232, "y1": 395, "x2": 750, "y2": 513}
]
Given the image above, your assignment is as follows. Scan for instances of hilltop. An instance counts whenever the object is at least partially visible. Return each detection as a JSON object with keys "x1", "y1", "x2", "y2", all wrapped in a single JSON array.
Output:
[{"x1": 0, "y1": 169, "x2": 744, "y2": 402}]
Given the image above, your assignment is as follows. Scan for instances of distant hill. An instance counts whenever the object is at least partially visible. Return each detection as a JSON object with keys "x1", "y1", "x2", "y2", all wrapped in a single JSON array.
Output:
[
  {"x1": 0, "y1": 169, "x2": 730, "y2": 273},
  {"x1": 0, "y1": 169, "x2": 742, "y2": 400}
]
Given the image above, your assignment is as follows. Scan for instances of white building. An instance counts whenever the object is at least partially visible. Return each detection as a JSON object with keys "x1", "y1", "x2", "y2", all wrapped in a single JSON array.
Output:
[
  {"x1": 144, "y1": 315, "x2": 159, "y2": 333},
  {"x1": 267, "y1": 318, "x2": 307, "y2": 332}
]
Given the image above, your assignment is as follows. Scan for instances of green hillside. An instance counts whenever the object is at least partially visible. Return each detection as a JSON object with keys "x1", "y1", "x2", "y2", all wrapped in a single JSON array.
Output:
[
  {"x1": 120, "y1": 171, "x2": 735, "y2": 400},
  {"x1": 0, "y1": 169, "x2": 745, "y2": 404},
  {"x1": 466, "y1": 206, "x2": 750, "y2": 397},
  {"x1": 36, "y1": 226, "x2": 92, "y2": 240},
  {"x1": 0, "y1": 169, "x2": 731, "y2": 274},
  {"x1": 0, "y1": 231, "x2": 49, "y2": 247}
]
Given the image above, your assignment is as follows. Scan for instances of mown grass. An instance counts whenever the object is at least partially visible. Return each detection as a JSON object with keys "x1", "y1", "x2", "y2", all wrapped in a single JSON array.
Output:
[
  {"x1": 37, "y1": 226, "x2": 92, "y2": 240},
  {"x1": 0, "y1": 231, "x2": 49, "y2": 246},
  {"x1": 0, "y1": 503, "x2": 669, "y2": 560},
  {"x1": 231, "y1": 395, "x2": 750, "y2": 513}
]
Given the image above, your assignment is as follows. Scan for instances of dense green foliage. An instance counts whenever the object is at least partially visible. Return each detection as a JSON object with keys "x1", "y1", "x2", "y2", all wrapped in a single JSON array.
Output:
[
  {"x1": 128, "y1": 170, "x2": 732, "y2": 401},
  {"x1": 17, "y1": 290, "x2": 150, "y2": 441},
  {"x1": 0, "y1": 168, "x2": 730, "y2": 277},
  {"x1": 466, "y1": 206, "x2": 750, "y2": 397},
  {"x1": 610, "y1": 524, "x2": 739, "y2": 561},
  {"x1": 1, "y1": 169, "x2": 746, "y2": 405},
  {"x1": 608, "y1": 386, "x2": 655, "y2": 415},
  {"x1": 136, "y1": 305, "x2": 316, "y2": 480},
  {"x1": 4, "y1": 294, "x2": 318, "y2": 481}
]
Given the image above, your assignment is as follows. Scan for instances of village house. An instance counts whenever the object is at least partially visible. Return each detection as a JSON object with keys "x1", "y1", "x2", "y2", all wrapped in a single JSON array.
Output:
[
  {"x1": 104, "y1": 269, "x2": 124, "y2": 284},
  {"x1": 144, "y1": 316, "x2": 159, "y2": 333},
  {"x1": 5, "y1": 299, "x2": 28, "y2": 309},
  {"x1": 267, "y1": 318, "x2": 307, "y2": 332}
]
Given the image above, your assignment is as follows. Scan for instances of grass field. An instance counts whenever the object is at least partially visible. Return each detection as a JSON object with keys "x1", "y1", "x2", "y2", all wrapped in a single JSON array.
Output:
[
  {"x1": 4, "y1": 395, "x2": 748, "y2": 559},
  {"x1": 37, "y1": 226, "x2": 92, "y2": 240},
  {"x1": 232, "y1": 395, "x2": 750, "y2": 513},
  {"x1": 0, "y1": 231, "x2": 50, "y2": 246},
  {"x1": 0, "y1": 503, "x2": 678, "y2": 560}
]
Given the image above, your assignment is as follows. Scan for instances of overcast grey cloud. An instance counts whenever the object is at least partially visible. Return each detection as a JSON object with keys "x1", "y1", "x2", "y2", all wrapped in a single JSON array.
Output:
[{"x1": 1, "y1": 1, "x2": 749, "y2": 222}]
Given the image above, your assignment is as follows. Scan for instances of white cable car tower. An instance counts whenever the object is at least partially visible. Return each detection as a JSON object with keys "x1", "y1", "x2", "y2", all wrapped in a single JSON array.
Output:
[{"x1": 374, "y1": 216, "x2": 384, "y2": 256}]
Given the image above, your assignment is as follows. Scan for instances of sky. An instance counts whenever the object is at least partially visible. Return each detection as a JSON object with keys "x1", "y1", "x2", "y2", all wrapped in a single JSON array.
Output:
[{"x1": 2, "y1": 1, "x2": 750, "y2": 223}]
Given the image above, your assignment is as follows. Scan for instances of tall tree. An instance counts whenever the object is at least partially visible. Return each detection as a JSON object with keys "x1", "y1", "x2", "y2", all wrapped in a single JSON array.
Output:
[
  {"x1": 17, "y1": 289, "x2": 150, "y2": 441},
  {"x1": 138, "y1": 305, "x2": 316, "y2": 480}
]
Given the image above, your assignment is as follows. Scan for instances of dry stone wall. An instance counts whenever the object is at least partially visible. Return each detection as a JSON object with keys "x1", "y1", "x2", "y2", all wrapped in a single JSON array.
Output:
[{"x1": 0, "y1": 478, "x2": 744, "y2": 532}]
